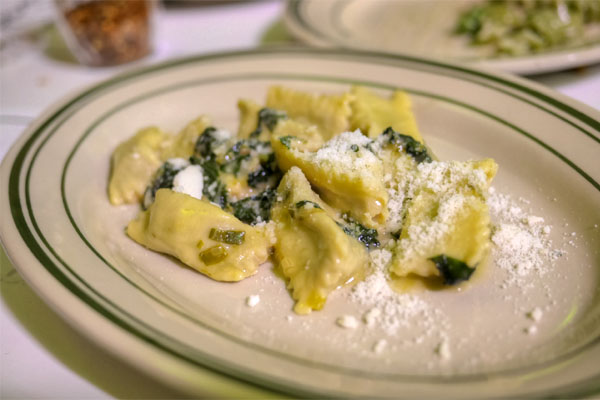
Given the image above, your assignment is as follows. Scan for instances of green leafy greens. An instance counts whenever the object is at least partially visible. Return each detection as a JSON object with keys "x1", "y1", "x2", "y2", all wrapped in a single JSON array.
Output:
[
  {"x1": 279, "y1": 135, "x2": 297, "y2": 150},
  {"x1": 429, "y1": 254, "x2": 476, "y2": 285},
  {"x1": 143, "y1": 161, "x2": 184, "y2": 209},
  {"x1": 295, "y1": 200, "x2": 322, "y2": 210},
  {"x1": 249, "y1": 108, "x2": 287, "y2": 138},
  {"x1": 381, "y1": 127, "x2": 432, "y2": 163},
  {"x1": 338, "y1": 212, "x2": 380, "y2": 249},
  {"x1": 247, "y1": 153, "x2": 281, "y2": 188},
  {"x1": 231, "y1": 188, "x2": 277, "y2": 225},
  {"x1": 193, "y1": 127, "x2": 221, "y2": 160},
  {"x1": 190, "y1": 127, "x2": 229, "y2": 208}
]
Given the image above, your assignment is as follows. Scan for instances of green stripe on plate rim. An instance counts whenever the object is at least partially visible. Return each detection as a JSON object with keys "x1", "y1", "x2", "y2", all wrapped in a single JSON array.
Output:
[
  {"x1": 8, "y1": 49, "x2": 600, "y2": 398},
  {"x1": 288, "y1": 0, "x2": 600, "y2": 82}
]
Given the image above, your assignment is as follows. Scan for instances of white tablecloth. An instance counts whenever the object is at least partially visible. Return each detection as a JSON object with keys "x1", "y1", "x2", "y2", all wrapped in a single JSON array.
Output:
[{"x1": 1, "y1": 1, "x2": 598, "y2": 398}]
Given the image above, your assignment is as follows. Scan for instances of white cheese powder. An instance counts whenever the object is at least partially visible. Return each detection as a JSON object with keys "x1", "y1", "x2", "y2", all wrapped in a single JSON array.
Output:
[
  {"x1": 336, "y1": 315, "x2": 359, "y2": 329},
  {"x1": 372, "y1": 339, "x2": 387, "y2": 354},
  {"x1": 363, "y1": 308, "x2": 381, "y2": 328},
  {"x1": 527, "y1": 307, "x2": 544, "y2": 322},
  {"x1": 313, "y1": 130, "x2": 381, "y2": 180},
  {"x1": 435, "y1": 339, "x2": 451, "y2": 360},
  {"x1": 172, "y1": 164, "x2": 204, "y2": 200},
  {"x1": 212, "y1": 128, "x2": 233, "y2": 142},
  {"x1": 166, "y1": 157, "x2": 189, "y2": 169},
  {"x1": 487, "y1": 190, "x2": 564, "y2": 285},
  {"x1": 524, "y1": 325, "x2": 538, "y2": 336},
  {"x1": 245, "y1": 295, "x2": 260, "y2": 308},
  {"x1": 350, "y1": 249, "x2": 439, "y2": 336}
]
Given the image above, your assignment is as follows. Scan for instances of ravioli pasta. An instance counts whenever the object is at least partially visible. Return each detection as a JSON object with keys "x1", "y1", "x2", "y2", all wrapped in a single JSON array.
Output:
[{"x1": 108, "y1": 85, "x2": 497, "y2": 314}]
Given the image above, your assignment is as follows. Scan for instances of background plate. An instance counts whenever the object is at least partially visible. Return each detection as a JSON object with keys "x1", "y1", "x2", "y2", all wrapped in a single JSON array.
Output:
[
  {"x1": 284, "y1": 0, "x2": 600, "y2": 75},
  {"x1": 1, "y1": 48, "x2": 600, "y2": 398}
]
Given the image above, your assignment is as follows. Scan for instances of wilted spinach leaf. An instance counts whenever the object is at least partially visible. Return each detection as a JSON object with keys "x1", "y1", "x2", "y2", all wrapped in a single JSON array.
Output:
[
  {"x1": 249, "y1": 108, "x2": 287, "y2": 138},
  {"x1": 143, "y1": 161, "x2": 183, "y2": 209},
  {"x1": 247, "y1": 153, "x2": 281, "y2": 188},
  {"x1": 295, "y1": 200, "x2": 322, "y2": 210},
  {"x1": 429, "y1": 254, "x2": 476, "y2": 285},
  {"x1": 231, "y1": 188, "x2": 277, "y2": 225},
  {"x1": 338, "y1": 212, "x2": 380, "y2": 249},
  {"x1": 381, "y1": 127, "x2": 432, "y2": 163}
]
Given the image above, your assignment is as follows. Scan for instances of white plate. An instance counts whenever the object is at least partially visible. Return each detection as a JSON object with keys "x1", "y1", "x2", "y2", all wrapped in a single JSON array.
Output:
[
  {"x1": 284, "y1": 0, "x2": 600, "y2": 75},
  {"x1": 1, "y1": 48, "x2": 600, "y2": 398}
]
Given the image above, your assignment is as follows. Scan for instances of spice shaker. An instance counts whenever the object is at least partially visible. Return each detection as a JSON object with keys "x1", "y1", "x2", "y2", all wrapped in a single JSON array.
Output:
[{"x1": 54, "y1": 0, "x2": 154, "y2": 66}]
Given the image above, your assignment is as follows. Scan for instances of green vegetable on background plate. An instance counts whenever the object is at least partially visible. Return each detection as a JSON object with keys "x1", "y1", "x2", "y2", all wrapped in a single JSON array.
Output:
[{"x1": 455, "y1": 0, "x2": 600, "y2": 56}]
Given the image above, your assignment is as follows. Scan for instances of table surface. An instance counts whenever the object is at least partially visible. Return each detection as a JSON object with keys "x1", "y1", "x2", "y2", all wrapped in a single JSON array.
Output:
[{"x1": 1, "y1": 1, "x2": 599, "y2": 398}]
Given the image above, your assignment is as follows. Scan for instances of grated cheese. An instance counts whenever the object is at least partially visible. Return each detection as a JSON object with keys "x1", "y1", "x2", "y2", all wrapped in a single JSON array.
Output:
[
  {"x1": 350, "y1": 249, "x2": 438, "y2": 336},
  {"x1": 527, "y1": 307, "x2": 543, "y2": 322},
  {"x1": 312, "y1": 130, "x2": 381, "y2": 181},
  {"x1": 524, "y1": 325, "x2": 538, "y2": 335},
  {"x1": 386, "y1": 159, "x2": 491, "y2": 263},
  {"x1": 166, "y1": 157, "x2": 189, "y2": 169},
  {"x1": 363, "y1": 307, "x2": 381, "y2": 328},
  {"x1": 435, "y1": 339, "x2": 451, "y2": 360},
  {"x1": 212, "y1": 128, "x2": 233, "y2": 142},
  {"x1": 245, "y1": 295, "x2": 260, "y2": 307},
  {"x1": 372, "y1": 339, "x2": 387, "y2": 354},
  {"x1": 172, "y1": 165, "x2": 204, "y2": 200},
  {"x1": 336, "y1": 315, "x2": 359, "y2": 329},
  {"x1": 487, "y1": 190, "x2": 564, "y2": 285}
]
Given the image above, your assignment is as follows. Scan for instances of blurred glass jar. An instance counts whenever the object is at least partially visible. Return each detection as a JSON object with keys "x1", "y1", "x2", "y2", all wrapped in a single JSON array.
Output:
[{"x1": 54, "y1": 0, "x2": 154, "y2": 66}]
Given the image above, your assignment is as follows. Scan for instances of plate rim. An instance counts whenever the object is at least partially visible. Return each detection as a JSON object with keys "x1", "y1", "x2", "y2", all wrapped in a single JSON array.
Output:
[
  {"x1": 283, "y1": 0, "x2": 600, "y2": 75},
  {"x1": 1, "y1": 47, "x2": 600, "y2": 398}
]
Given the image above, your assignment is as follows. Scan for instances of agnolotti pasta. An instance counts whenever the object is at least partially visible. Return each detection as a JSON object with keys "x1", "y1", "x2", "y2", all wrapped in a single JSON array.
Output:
[
  {"x1": 389, "y1": 159, "x2": 497, "y2": 281},
  {"x1": 108, "y1": 116, "x2": 211, "y2": 205},
  {"x1": 271, "y1": 167, "x2": 367, "y2": 314},
  {"x1": 349, "y1": 86, "x2": 423, "y2": 142},
  {"x1": 271, "y1": 130, "x2": 388, "y2": 228},
  {"x1": 266, "y1": 85, "x2": 354, "y2": 140},
  {"x1": 108, "y1": 85, "x2": 497, "y2": 314},
  {"x1": 128, "y1": 189, "x2": 270, "y2": 281}
]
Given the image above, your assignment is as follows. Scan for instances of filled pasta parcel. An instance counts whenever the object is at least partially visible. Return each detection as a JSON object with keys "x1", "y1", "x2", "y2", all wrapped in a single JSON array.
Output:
[{"x1": 108, "y1": 85, "x2": 497, "y2": 314}]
